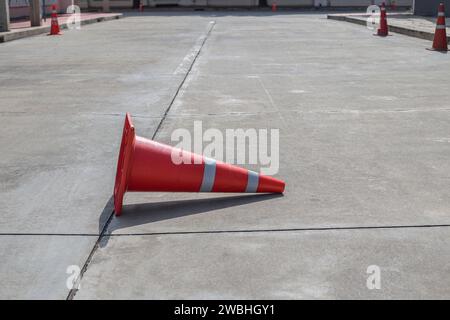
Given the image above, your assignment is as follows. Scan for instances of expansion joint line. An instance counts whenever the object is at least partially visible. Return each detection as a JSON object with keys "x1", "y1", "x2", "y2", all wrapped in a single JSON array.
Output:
[{"x1": 66, "y1": 21, "x2": 216, "y2": 300}]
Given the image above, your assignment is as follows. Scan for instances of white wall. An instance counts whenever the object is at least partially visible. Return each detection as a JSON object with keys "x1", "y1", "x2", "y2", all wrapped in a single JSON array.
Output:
[
  {"x1": 73, "y1": 0, "x2": 416, "y2": 9},
  {"x1": 8, "y1": 0, "x2": 414, "y2": 19},
  {"x1": 327, "y1": 0, "x2": 412, "y2": 6},
  {"x1": 267, "y1": 0, "x2": 313, "y2": 6},
  {"x1": 207, "y1": 0, "x2": 259, "y2": 6},
  {"x1": 269, "y1": 0, "x2": 412, "y2": 6}
]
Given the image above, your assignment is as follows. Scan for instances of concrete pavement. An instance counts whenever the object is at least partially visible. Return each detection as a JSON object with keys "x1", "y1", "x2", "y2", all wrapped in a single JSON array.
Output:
[
  {"x1": 1, "y1": 11, "x2": 450, "y2": 299},
  {"x1": 0, "y1": 12, "x2": 214, "y2": 299},
  {"x1": 75, "y1": 228, "x2": 450, "y2": 299}
]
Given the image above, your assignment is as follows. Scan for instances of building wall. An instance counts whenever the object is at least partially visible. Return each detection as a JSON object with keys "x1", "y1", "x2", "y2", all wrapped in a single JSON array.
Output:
[
  {"x1": 9, "y1": 0, "x2": 72, "y2": 19},
  {"x1": 413, "y1": 0, "x2": 450, "y2": 16},
  {"x1": 266, "y1": 0, "x2": 312, "y2": 6},
  {"x1": 81, "y1": 0, "x2": 413, "y2": 8},
  {"x1": 81, "y1": 0, "x2": 259, "y2": 7},
  {"x1": 207, "y1": 0, "x2": 259, "y2": 6},
  {"x1": 328, "y1": 0, "x2": 412, "y2": 6},
  {"x1": 8, "y1": 0, "x2": 414, "y2": 19}
]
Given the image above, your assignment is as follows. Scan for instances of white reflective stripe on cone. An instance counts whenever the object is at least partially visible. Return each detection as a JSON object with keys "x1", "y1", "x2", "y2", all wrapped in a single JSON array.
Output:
[
  {"x1": 245, "y1": 170, "x2": 259, "y2": 193},
  {"x1": 200, "y1": 157, "x2": 216, "y2": 192},
  {"x1": 438, "y1": 12, "x2": 446, "y2": 17},
  {"x1": 436, "y1": 25, "x2": 447, "y2": 29}
]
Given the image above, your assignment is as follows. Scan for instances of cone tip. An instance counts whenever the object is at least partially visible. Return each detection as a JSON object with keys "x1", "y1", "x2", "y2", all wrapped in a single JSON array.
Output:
[{"x1": 258, "y1": 174, "x2": 286, "y2": 193}]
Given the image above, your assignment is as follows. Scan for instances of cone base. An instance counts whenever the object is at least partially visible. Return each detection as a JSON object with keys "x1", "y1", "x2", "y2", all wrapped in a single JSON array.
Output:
[
  {"x1": 113, "y1": 113, "x2": 136, "y2": 216},
  {"x1": 426, "y1": 47, "x2": 449, "y2": 52},
  {"x1": 373, "y1": 32, "x2": 390, "y2": 37}
]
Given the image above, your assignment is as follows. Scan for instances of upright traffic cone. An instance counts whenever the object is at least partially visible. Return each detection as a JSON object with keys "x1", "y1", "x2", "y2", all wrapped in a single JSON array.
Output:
[
  {"x1": 376, "y1": 2, "x2": 389, "y2": 37},
  {"x1": 139, "y1": 0, "x2": 144, "y2": 12},
  {"x1": 272, "y1": 2, "x2": 277, "y2": 12},
  {"x1": 49, "y1": 5, "x2": 61, "y2": 36},
  {"x1": 114, "y1": 113, "x2": 285, "y2": 215},
  {"x1": 428, "y1": 3, "x2": 448, "y2": 52},
  {"x1": 390, "y1": 1, "x2": 397, "y2": 11}
]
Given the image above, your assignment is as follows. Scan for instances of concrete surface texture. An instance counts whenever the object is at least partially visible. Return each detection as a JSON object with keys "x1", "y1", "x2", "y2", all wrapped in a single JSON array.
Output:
[{"x1": 1, "y1": 10, "x2": 450, "y2": 299}]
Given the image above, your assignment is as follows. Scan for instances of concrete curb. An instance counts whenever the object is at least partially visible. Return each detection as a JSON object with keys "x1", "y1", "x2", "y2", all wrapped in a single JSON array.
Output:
[
  {"x1": 0, "y1": 13, "x2": 123, "y2": 43},
  {"x1": 327, "y1": 14, "x2": 450, "y2": 43}
]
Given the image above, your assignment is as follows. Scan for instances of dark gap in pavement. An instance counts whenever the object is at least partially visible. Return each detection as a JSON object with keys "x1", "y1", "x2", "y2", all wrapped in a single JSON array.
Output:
[
  {"x1": 111, "y1": 223, "x2": 450, "y2": 236},
  {"x1": 65, "y1": 19, "x2": 216, "y2": 300},
  {"x1": 150, "y1": 20, "x2": 215, "y2": 140},
  {"x1": 4, "y1": 223, "x2": 450, "y2": 237},
  {"x1": 66, "y1": 196, "x2": 114, "y2": 300}
]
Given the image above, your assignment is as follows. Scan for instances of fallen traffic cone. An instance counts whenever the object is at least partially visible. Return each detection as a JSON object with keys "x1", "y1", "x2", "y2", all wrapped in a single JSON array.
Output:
[
  {"x1": 428, "y1": 3, "x2": 448, "y2": 52},
  {"x1": 114, "y1": 113, "x2": 285, "y2": 215},
  {"x1": 376, "y1": 2, "x2": 389, "y2": 37},
  {"x1": 48, "y1": 5, "x2": 61, "y2": 36},
  {"x1": 272, "y1": 2, "x2": 277, "y2": 12}
]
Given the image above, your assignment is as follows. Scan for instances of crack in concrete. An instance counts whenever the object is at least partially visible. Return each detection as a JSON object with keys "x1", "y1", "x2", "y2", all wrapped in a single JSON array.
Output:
[{"x1": 151, "y1": 21, "x2": 216, "y2": 140}]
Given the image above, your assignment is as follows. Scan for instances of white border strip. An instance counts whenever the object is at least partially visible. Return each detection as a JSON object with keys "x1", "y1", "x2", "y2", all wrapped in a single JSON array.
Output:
[
  {"x1": 245, "y1": 171, "x2": 259, "y2": 193},
  {"x1": 200, "y1": 158, "x2": 216, "y2": 192}
]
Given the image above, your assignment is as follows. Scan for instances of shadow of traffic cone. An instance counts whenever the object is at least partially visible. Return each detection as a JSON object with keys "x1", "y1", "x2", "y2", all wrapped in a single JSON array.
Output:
[
  {"x1": 427, "y1": 3, "x2": 448, "y2": 52},
  {"x1": 272, "y1": 2, "x2": 277, "y2": 12},
  {"x1": 376, "y1": 2, "x2": 389, "y2": 36},
  {"x1": 48, "y1": 5, "x2": 61, "y2": 36},
  {"x1": 113, "y1": 113, "x2": 286, "y2": 216}
]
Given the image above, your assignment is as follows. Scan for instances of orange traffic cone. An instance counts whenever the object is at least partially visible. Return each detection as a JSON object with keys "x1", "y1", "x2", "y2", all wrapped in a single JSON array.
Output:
[
  {"x1": 428, "y1": 3, "x2": 448, "y2": 52},
  {"x1": 139, "y1": 0, "x2": 144, "y2": 12},
  {"x1": 49, "y1": 5, "x2": 61, "y2": 36},
  {"x1": 391, "y1": 1, "x2": 397, "y2": 11},
  {"x1": 114, "y1": 113, "x2": 285, "y2": 215},
  {"x1": 376, "y1": 2, "x2": 389, "y2": 37},
  {"x1": 272, "y1": 2, "x2": 277, "y2": 12}
]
